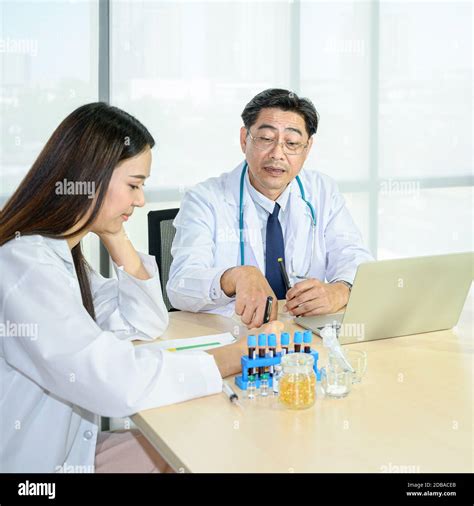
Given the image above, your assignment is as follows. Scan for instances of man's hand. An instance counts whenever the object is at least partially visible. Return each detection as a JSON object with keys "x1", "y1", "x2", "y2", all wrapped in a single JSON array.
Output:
[
  {"x1": 220, "y1": 266, "x2": 278, "y2": 328},
  {"x1": 284, "y1": 279, "x2": 350, "y2": 317}
]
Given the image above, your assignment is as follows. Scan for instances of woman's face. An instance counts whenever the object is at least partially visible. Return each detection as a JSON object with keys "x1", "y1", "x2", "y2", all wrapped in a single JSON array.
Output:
[{"x1": 90, "y1": 147, "x2": 151, "y2": 235}]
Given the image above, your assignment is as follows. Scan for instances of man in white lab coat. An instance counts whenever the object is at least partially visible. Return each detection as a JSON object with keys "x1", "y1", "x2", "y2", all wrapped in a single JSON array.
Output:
[{"x1": 167, "y1": 89, "x2": 373, "y2": 328}]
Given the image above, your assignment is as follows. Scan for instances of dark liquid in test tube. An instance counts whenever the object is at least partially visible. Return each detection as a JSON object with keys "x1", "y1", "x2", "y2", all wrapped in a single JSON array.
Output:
[
  {"x1": 268, "y1": 333, "x2": 277, "y2": 376},
  {"x1": 247, "y1": 334, "x2": 257, "y2": 376},
  {"x1": 303, "y1": 330, "x2": 312, "y2": 353},
  {"x1": 294, "y1": 331, "x2": 303, "y2": 353},
  {"x1": 280, "y1": 332, "x2": 290, "y2": 355},
  {"x1": 258, "y1": 333, "x2": 267, "y2": 377}
]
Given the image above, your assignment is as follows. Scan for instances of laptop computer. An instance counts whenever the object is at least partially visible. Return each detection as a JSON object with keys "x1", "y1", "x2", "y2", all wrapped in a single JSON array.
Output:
[{"x1": 295, "y1": 252, "x2": 473, "y2": 345}]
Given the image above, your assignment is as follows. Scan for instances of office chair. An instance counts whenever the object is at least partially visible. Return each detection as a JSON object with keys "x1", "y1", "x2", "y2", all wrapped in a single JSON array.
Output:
[{"x1": 148, "y1": 209, "x2": 180, "y2": 311}]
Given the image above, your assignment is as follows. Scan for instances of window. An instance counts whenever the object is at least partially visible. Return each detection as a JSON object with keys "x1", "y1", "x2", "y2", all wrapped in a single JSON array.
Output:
[{"x1": 2, "y1": 0, "x2": 472, "y2": 268}]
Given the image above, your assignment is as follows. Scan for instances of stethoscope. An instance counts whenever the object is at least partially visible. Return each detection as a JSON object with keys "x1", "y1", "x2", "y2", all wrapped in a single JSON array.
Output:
[{"x1": 239, "y1": 161, "x2": 317, "y2": 279}]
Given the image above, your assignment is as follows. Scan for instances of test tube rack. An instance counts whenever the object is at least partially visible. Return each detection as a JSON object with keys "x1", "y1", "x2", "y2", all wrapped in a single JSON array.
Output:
[{"x1": 234, "y1": 350, "x2": 321, "y2": 390}]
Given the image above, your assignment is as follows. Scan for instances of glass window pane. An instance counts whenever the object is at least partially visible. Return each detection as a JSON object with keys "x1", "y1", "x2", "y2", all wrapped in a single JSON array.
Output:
[
  {"x1": 111, "y1": 0, "x2": 294, "y2": 191},
  {"x1": 343, "y1": 191, "x2": 370, "y2": 251},
  {"x1": 300, "y1": 1, "x2": 372, "y2": 182},
  {"x1": 1, "y1": 0, "x2": 99, "y2": 267},
  {"x1": 379, "y1": 2, "x2": 472, "y2": 178},
  {"x1": 378, "y1": 187, "x2": 473, "y2": 259},
  {"x1": 1, "y1": 0, "x2": 99, "y2": 197}
]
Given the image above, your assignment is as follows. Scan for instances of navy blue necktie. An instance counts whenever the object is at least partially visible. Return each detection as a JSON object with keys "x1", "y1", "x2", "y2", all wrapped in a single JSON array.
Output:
[{"x1": 265, "y1": 203, "x2": 286, "y2": 299}]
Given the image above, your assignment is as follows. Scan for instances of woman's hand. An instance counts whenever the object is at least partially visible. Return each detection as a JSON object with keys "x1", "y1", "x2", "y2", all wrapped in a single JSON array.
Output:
[{"x1": 97, "y1": 226, "x2": 150, "y2": 280}]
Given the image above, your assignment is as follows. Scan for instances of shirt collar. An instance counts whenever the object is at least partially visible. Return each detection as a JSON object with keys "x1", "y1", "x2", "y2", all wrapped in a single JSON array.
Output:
[
  {"x1": 42, "y1": 236, "x2": 74, "y2": 264},
  {"x1": 245, "y1": 169, "x2": 292, "y2": 214}
]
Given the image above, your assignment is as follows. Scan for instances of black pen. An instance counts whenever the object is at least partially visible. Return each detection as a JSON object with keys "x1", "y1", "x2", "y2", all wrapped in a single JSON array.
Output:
[
  {"x1": 263, "y1": 296, "x2": 273, "y2": 324},
  {"x1": 278, "y1": 257, "x2": 292, "y2": 292}
]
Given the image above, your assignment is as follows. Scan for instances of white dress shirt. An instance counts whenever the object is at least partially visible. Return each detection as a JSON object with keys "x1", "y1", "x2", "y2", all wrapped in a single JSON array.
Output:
[
  {"x1": 244, "y1": 168, "x2": 292, "y2": 262},
  {"x1": 0, "y1": 235, "x2": 222, "y2": 473}
]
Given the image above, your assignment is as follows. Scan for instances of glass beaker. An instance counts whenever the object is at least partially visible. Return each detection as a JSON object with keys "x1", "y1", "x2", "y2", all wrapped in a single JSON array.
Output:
[
  {"x1": 320, "y1": 363, "x2": 352, "y2": 399},
  {"x1": 330, "y1": 349, "x2": 367, "y2": 384}
]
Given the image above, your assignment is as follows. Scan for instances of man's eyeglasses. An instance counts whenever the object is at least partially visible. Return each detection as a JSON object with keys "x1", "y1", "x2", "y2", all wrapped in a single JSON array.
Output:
[{"x1": 247, "y1": 130, "x2": 309, "y2": 156}]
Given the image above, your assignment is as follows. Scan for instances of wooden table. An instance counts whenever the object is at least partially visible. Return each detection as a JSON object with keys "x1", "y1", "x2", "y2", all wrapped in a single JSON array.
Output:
[{"x1": 132, "y1": 295, "x2": 473, "y2": 473}]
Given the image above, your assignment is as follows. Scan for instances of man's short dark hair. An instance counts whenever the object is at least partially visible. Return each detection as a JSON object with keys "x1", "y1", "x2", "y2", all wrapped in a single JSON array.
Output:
[{"x1": 241, "y1": 88, "x2": 319, "y2": 138}]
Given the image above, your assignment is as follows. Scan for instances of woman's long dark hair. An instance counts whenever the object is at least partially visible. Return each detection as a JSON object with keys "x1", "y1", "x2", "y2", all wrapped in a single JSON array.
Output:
[{"x1": 0, "y1": 103, "x2": 155, "y2": 319}]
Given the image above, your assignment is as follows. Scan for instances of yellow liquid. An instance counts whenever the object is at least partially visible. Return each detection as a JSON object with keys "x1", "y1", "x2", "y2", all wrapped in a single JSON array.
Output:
[{"x1": 279, "y1": 372, "x2": 316, "y2": 409}]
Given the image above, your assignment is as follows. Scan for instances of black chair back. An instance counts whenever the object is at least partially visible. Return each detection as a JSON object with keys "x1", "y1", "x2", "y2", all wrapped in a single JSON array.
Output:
[{"x1": 148, "y1": 209, "x2": 179, "y2": 311}]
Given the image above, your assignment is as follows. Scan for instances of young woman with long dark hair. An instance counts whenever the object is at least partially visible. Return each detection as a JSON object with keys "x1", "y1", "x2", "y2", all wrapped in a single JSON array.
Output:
[{"x1": 0, "y1": 103, "x2": 282, "y2": 473}]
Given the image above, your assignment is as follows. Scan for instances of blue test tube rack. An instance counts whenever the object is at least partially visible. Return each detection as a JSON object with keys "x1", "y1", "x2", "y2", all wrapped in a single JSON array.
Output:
[{"x1": 234, "y1": 349, "x2": 321, "y2": 390}]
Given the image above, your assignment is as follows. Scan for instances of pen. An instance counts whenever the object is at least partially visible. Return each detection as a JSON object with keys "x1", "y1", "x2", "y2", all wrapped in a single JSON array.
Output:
[
  {"x1": 263, "y1": 296, "x2": 273, "y2": 324},
  {"x1": 277, "y1": 257, "x2": 292, "y2": 292},
  {"x1": 222, "y1": 382, "x2": 239, "y2": 403}
]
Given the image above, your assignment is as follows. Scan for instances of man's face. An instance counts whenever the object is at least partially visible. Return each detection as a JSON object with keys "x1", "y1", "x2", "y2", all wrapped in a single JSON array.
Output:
[{"x1": 240, "y1": 107, "x2": 313, "y2": 200}]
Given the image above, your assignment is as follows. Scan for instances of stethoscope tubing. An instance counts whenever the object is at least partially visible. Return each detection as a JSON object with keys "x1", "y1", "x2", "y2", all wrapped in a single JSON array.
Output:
[{"x1": 239, "y1": 161, "x2": 317, "y2": 277}]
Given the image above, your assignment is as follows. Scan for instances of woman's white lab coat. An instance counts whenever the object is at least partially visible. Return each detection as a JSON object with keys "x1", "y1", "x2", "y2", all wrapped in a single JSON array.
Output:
[
  {"x1": 167, "y1": 161, "x2": 374, "y2": 316},
  {"x1": 0, "y1": 235, "x2": 222, "y2": 473}
]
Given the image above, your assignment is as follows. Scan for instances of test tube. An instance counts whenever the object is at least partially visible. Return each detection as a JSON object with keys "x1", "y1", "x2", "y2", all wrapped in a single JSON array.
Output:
[
  {"x1": 268, "y1": 333, "x2": 277, "y2": 376},
  {"x1": 247, "y1": 375, "x2": 256, "y2": 399},
  {"x1": 258, "y1": 333, "x2": 267, "y2": 377},
  {"x1": 272, "y1": 365, "x2": 282, "y2": 395},
  {"x1": 280, "y1": 332, "x2": 290, "y2": 355},
  {"x1": 303, "y1": 330, "x2": 312, "y2": 353},
  {"x1": 247, "y1": 334, "x2": 257, "y2": 376},
  {"x1": 260, "y1": 373, "x2": 269, "y2": 397},
  {"x1": 294, "y1": 331, "x2": 303, "y2": 353}
]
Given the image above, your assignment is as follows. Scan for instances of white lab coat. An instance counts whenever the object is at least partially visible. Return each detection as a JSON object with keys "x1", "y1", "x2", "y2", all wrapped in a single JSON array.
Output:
[
  {"x1": 0, "y1": 235, "x2": 222, "y2": 473},
  {"x1": 167, "y1": 161, "x2": 374, "y2": 316}
]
